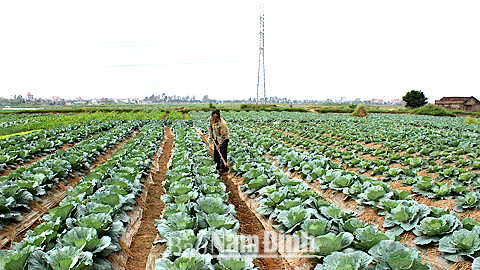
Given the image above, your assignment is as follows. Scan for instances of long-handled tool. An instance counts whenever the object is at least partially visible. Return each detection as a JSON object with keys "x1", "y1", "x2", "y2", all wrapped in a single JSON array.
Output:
[{"x1": 211, "y1": 138, "x2": 229, "y2": 168}]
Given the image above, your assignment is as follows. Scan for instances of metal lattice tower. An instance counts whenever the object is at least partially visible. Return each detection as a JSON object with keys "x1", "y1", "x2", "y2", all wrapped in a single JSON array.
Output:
[{"x1": 256, "y1": 4, "x2": 266, "y2": 105}]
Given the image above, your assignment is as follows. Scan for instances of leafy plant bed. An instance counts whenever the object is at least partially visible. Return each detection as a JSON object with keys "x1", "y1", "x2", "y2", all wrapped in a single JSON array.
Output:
[
  {"x1": 246, "y1": 122, "x2": 480, "y2": 228},
  {"x1": 195, "y1": 129, "x2": 293, "y2": 270},
  {"x1": 108, "y1": 126, "x2": 170, "y2": 270},
  {"x1": 0, "y1": 121, "x2": 165, "y2": 269},
  {"x1": 0, "y1": 121, "x2": 117, "y2": 173},
  {"x1": 233, "y1": 174, "x2": 315, "y2": 270},
  {"x1": 149, "y1": 123, "x2": 259, "y2": 270},
  {"x1": 0, "y1": 127, "x2": 141, "y2": 249},
  {"x1": 228, "y1": 120, "x2": 472, "y2": 269}
]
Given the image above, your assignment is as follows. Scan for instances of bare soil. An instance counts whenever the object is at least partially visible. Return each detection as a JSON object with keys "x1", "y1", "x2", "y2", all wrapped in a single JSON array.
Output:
[
  {"x1": 126, "y1": 127, "x2": 173, "y2": 270},
  {"x1": 222, "y1": 173, "x2": 291, "y2": 269}
]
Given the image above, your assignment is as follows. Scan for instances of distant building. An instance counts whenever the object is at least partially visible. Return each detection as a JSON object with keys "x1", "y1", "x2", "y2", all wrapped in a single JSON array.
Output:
[
  {"x1": 116, "y1": 98, "x2": 139, "y2": 104},
  {"x1": 370, "y1": 98, "x2": 384, "y2": 104},
  {"x1": 26, "y1": 92, "x2": 34, "y2": 101},
  {"x1": 434, "y1": 96, "x2": 480, "y2": 112},
  {"x1": 388, "y1": 99, "x2": 405, "y2": 105},
  {"x1": 128, "y1": 98, "x2": 139, "y2": 104}
]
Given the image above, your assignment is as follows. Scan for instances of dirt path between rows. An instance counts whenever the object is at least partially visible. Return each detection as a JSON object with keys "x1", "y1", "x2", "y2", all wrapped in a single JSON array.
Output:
[
  {"x1": 126, "y1": 126, "x2": 173, "y2": 270},
  {"x1": 221, "y1": 173, "x2": 292, "y2": 270}
]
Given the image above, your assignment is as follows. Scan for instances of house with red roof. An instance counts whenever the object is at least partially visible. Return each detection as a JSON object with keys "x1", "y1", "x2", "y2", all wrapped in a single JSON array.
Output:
[{"x1": 434, "y1": 96, "x2": 480, "y2": 112}]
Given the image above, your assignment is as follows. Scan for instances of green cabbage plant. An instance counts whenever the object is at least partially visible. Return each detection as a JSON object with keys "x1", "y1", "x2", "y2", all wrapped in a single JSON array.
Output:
[
  {"x1": 454, "y1": 191, "x2": 480, "y2": 212},
  {"x1": 311, "y1": 232, "x2": 354, "y2": 258},
  {"x1": 383, "y1": 201, "x2": 431, "y2": 235},
  {"x1": 353, "y1": 225, "x2": 396, "y2": 251},
  {"x1": 155, "y1": 248, "x2": 214, "y2": 270},
  {"x1": 412, "y1": 214, "x2": 461, "y2": 245},
  {"x1": 368, "y1": 240, "x2": 433, "y2": 270},
  {"x1": 438, "y1": 228, "x2": 480, "y2": 262},
  {"x1": 313, "y1": 250, "x2": 373, "y2": 270}
]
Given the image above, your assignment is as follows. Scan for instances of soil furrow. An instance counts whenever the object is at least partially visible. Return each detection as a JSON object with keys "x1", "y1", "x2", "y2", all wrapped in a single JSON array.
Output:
[{"x1": 127, "y1": 126, "x2": 173, "y2": 270}]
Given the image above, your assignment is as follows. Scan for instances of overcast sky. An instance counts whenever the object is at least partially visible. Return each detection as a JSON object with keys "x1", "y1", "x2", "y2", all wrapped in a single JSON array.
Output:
[{"x1": 1, "y1": 1, "x2": 479, "y2": 102}]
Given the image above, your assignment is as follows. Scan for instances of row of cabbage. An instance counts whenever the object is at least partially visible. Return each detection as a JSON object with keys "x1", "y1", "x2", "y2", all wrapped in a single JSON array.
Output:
[
  {"x1": 222, "y1": 111, "x2": 480, "y2": 161},
  {"x1": 0, "y1": 113, "x2": 46, "y2": 128},
  {"x1": 0, "y1": 120, "x2": 142, "y2": 231},
  {"x1": 297, "y1": 118, "x2": 478, "y2": 156},
  {"x1": 1, "y1": 121, "x2": 118, "y2": 171},
  {"x1": 0, "y1": 119, "x2": 31, "y2": 129},
  {"x1": 263, "y1": 120, "x2": 480, "y2": 167},
  {"x1": 0, "y1": 120, "x2": 165, "y2": 269},
  {"x1": 220, "y1": 122, "x2": 435, "y2": 270},
  {"x1": 154, "y1": 122, "x2": 256, "y2": 270},
  {"x1": 245, "y1": 122, "x2": 480, "y2": 211},
  {"x1": 230, "y1": 123, "x2": 480, "y2": 266},
  {"x1": 220, "y1": 110, "x2": 480, "y2": 136},
  {"x1": 190, "y1": 110, "x2": 480, "y2": 165}
]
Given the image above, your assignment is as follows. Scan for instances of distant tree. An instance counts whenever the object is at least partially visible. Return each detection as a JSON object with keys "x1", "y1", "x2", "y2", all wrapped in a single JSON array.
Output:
[
  {"x1": 202, "y1": 95, "x2": 209, "y2": 103},
  {"x1": 402, "y1": 90, "x2": 428, "y2": 108},
  {"x1": 352, "y1": 98, "x2": 361, "y2": 105},
  {"x1": 0, "y1": 97, "x2": 8, "y2": 106},
  {"x1": 9, "y1": 95, "x2": 25, "y2": 106},
  {"x1": 100, "y1": 98, "x2": 115, "y2": 104}
]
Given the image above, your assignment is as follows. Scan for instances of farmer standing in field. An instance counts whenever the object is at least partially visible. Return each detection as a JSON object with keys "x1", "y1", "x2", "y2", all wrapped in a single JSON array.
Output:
[{"x1": 208, "y1": 110, "x2": 230, "y2": 172}]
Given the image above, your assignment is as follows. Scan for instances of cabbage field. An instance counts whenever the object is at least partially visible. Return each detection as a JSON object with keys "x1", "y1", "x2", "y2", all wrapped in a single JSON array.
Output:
[{"x1": 0, "y1": 110, "x2": 479, "y2": 270}]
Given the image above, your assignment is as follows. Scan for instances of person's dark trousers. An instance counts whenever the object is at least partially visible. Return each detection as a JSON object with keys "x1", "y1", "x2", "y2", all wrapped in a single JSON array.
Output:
[{"x1": 214, "y1": 139, "x2": 229, "y2": 170}]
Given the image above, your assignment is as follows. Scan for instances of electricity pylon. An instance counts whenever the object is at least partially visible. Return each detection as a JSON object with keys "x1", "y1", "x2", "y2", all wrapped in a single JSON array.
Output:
[{"x1": 256, "y1": 4, "x2": 266, "y2": 105}]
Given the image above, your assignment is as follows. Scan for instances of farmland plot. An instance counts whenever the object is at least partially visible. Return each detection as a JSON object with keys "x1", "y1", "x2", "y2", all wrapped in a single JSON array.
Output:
[
  {"x1": 1, "y1": 110, "x2": 479, "y2": 270},
  {"x1": 230, "y1": 124, "x2": 441, "y2": 269},
  {"x1": 0, "y1": 120, "x2": 166, "y2": 269},
  {"x1": 243, "y1": 123, "x2": 480, "y2": 209},
  {"x1": 0, "y1": 121, "x2": 143, "y2": 239},
  {"x1": 0, "y1": 121, "x2": 118, "y2": 175},
  {"x1": 194, "y1": 126, "x2": 289, "y2": 270},
  {"x1": 188, "y1": 111, "x2": 480, "y2": 270},
  {"x1": 149, "y1": 122, "x2": 261, "y2": 269}
]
